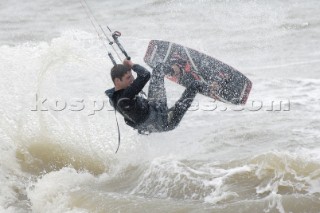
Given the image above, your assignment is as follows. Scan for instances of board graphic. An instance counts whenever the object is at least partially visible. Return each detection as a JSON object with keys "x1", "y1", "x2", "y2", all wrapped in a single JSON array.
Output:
[{"x1": 144, "y1": 40, "x2": 252, "y2": 105}]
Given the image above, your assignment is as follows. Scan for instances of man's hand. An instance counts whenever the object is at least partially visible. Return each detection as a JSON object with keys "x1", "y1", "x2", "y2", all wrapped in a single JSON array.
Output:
[{"x1": 123, "y1": 59, "x2": 134, "y2": 69}]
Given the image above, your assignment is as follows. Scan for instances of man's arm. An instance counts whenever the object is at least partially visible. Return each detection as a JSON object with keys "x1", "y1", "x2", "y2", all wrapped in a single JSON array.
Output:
[{"x1": 122, "y1": 63, "x2": 151, "y2": 99}]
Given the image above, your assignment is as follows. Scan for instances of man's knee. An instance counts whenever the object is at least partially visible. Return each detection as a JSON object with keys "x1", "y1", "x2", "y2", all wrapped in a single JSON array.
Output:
[
  {"x1": 189, "y1": 81, "x2": 205, "y2": 92},
  {"x1": 154, "y1": 63, "x2": 174, "y2": 76}
]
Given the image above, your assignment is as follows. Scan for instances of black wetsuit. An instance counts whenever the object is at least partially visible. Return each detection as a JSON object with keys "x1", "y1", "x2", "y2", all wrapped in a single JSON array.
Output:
[{"x1": 106, "y1": 64, "x2": 202, "y2": 133}]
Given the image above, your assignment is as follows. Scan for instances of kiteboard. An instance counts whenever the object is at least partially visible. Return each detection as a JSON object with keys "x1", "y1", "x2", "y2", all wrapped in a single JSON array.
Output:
[{"x1": 144, "y1": 40, "x2": 252, "y2": 105}]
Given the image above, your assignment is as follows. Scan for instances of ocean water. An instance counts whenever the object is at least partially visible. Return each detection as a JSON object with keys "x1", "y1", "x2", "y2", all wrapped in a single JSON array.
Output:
[{"x1": 1, "y1": 0, "x2": 320, "y2": 212}]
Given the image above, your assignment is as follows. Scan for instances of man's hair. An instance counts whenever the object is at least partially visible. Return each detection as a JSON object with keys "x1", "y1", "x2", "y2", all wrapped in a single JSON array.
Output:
[{"x1": 111, "y1": 64, "x2": 131, "y2": 82}]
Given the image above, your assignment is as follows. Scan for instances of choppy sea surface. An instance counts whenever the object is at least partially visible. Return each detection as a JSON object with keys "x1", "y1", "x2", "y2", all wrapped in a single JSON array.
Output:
[{"x1": 1, "y1": 0, "x2": 320, "y2": 212}]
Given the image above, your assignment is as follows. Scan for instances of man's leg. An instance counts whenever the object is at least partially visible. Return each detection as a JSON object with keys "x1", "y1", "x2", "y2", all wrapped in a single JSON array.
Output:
[
  {"x1": 166, "y1": 81, "x2": 204, "y2": 131},
  {"x1": 144, "y1": 64, "x2": 170, "y2": 132},
  {"x1": 148, "y1": 63, "x2": 171, "y2": 106}
]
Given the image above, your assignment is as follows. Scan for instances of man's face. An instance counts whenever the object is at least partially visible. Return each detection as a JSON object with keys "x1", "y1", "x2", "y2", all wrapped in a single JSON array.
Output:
[{"x1": 117, "y1": 71, "x2": 134, "y2": 89}]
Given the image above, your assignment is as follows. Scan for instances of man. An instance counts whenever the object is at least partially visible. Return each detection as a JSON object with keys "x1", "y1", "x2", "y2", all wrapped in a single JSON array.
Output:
[{"x1": 105, "y1": 59, "x2": 205, "y2": 134}]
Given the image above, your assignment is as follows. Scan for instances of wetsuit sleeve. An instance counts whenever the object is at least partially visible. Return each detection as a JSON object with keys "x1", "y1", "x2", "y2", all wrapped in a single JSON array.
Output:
[{"x1": 122, "y1": 64, "x2": 151, "y2": 99}]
